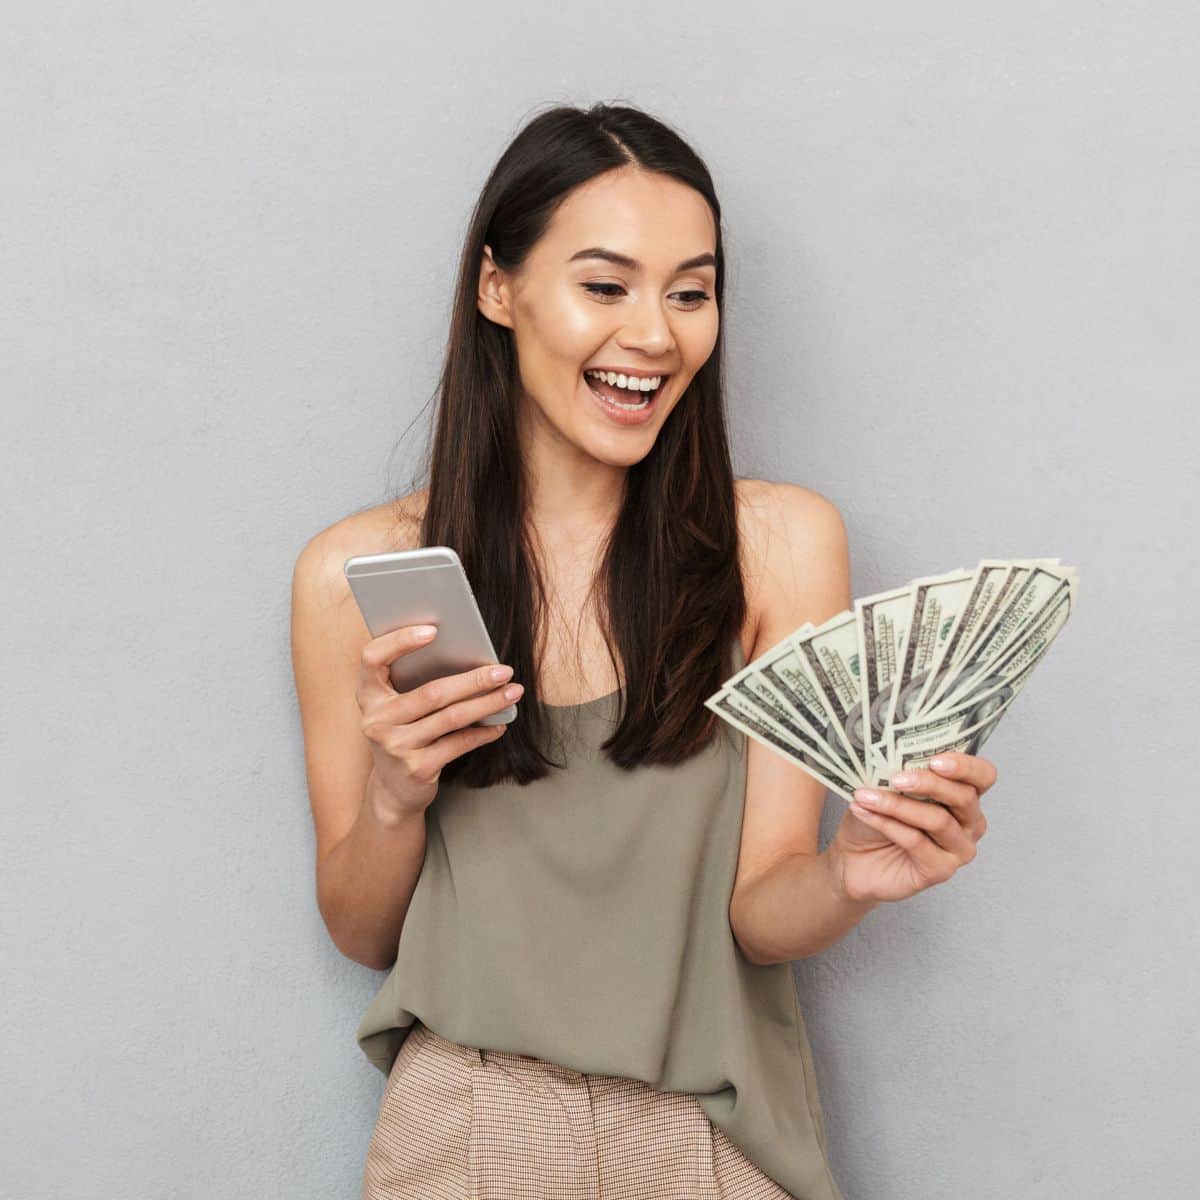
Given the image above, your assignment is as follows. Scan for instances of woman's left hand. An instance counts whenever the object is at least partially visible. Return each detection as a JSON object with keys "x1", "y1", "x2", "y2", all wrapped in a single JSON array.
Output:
[{"x1": 829, "y1": 754, "x2": 997, "y2": 904}]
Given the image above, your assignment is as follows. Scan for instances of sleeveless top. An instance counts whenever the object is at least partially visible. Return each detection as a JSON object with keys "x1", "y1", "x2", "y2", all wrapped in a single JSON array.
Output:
[{"x1": 356, "y1": 634, "x2": 845, "y2": 1200}]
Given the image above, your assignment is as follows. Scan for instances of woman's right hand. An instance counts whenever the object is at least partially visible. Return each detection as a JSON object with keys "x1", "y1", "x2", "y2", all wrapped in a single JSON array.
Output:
[{"x1": 356, "y1": 624, "x2": 522, "y2": 820}]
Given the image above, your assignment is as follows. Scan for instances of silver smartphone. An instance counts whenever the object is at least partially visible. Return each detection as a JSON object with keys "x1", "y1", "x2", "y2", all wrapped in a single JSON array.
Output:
[{"x1": 343, "y1": 545, "x2": 516, "y2": 726}]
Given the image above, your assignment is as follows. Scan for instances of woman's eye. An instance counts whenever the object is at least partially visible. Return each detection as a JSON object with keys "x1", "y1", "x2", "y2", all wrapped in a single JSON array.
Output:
[
  {"x1": 581, "y1": 283, "x2": 711, "y2": 309},
  {"x1": 582, "y1": 283, "x2": 625, "y2": 299}
]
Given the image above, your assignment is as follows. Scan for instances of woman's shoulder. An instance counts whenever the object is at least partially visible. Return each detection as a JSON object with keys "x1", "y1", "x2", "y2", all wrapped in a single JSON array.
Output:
[
  {"x1": 292, "y1": 490, "x2": 429, "y2": 604},
  {"x1": 734, "y1": 476, "x2": 843, "y2": 521},
  {"x1": 302, "y1": 489, "x2": 428, "y2": 558},
  {"x1": 734, "y1": 478, "x2": 850, "y2": 658},
  {"x1": 734, "y1": 477, "x2": 847, "y2": 556}
]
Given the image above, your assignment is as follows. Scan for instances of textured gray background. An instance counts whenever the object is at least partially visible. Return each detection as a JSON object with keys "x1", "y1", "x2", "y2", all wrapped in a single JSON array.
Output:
[{"x1": 4, "y1": 3, "x2": 1197, "y2": 1197}]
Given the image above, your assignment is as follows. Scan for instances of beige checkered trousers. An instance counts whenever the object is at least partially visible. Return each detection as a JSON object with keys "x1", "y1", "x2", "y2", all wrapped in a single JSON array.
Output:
[{"x1": 361, "y1": 1019, "x2": 797, "y2": 1199}]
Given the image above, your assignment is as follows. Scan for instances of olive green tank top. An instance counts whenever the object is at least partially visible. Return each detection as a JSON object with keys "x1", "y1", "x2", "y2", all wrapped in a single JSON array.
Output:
[{"x1": 356, "y1": 635, "x2": 844, "y2": 1200}]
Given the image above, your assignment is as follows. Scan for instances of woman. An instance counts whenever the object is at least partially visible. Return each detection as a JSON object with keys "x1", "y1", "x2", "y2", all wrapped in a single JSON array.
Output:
[{"x1": 290, "y1": 102, "x2": 995, "y2": 1200}]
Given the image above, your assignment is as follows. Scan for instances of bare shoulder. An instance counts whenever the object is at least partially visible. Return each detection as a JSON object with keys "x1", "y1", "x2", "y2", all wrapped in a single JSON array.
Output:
[
  {"x1": 734, "y1": 478, "x2": 850, "y2": 660},
  {"x1": 735, "y1": 476, "x2": 845, "y2": 539},
  {"x1": 292, "y1": 489, "x2": 429, "y2": 601},
  {"x1": 735, "y1": 477, "x2": 849, "y2": 579},
  {"x1": 321, "y1": 487, "x2": 428, "y2": 558},
  {"x1": 290, "y1": 488, "x2": 430, "y2": 679}
]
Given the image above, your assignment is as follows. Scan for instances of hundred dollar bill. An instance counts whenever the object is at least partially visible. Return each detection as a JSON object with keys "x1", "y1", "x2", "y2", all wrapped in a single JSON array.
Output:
[
  {"x1": 920, "y1": 558, "x2": 1068, "y2": 715},
  {"x1": 704, "y1": 556, "x2": 1079, "y2": 806},
  {"x1": 854, "y1": 583, "x2": 914, "y2": 786},
  {"x1": 933, "y1": 574, "x2": 1076, "y2": 719},
  {"x1": 924, "y1": 565, "x2": 1075, "y2": 717},
  {"x1": 912, "y1": 560, "x2": 1020, "y2": 716},
  {"x1": 788, "y1": 612, "x2": 869, "y2": 782},
  {"x1": 887, "y1": 579, "x2": 1075, "y2": 775},
  {"x1": 885, "y1": 690, "x2": 1015, "y2": 791},
  {"x1": 745, "y1": 632, "x2": 866, "y2": 787},
  {"x1": 863, "y1": 568, "x2": 987, "y2": 782},
  {"x1": 723, "y1": 654, "x2": 855, "y2": 785},
  {"x1": 704, "y1": 688, "x2": 859, "y2": 803}
]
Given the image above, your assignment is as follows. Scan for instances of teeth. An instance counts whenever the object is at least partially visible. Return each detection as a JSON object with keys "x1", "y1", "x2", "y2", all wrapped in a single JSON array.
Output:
[{"x1": 584, "y1": 369, "x2": 662, "y2": 394}]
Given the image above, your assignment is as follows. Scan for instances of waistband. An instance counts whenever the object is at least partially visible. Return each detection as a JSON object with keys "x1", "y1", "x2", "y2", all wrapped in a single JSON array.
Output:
[{"x1": 412, "y1": 1019, "x2": 592, "y2": 1084}]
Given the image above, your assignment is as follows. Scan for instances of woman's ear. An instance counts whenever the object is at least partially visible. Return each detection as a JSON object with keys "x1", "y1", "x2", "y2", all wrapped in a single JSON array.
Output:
[{"x1": 477, "y1": 244, "x2": 514, "y2": 329}]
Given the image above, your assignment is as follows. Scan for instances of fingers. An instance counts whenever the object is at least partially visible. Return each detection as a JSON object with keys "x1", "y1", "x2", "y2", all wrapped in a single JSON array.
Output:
[
  {"x1": 357, "y1": 623, "x2": 523, "y2": 755},
  {"x1": 851, "y1": 783, "x2": 978, "y2": 860},
  {"x1": 844, "y1": 755, "x2": 998, "y2": 888},
  {"x1": 357, "y1": 623, "x2": 439, "y2": 709},
  {"x1": 888, "y1": 759, "x2": 991, "y2": 832},
  {"x1": 379, "y1": 666, "x2": 523, "y2": 750},
  {"x1": 404, "y1": 661, "x2": 521, "y2": 723},
  {"x1": 846, "y1": 797, "x2": 973, "y2": 881},
  {"x1": 417, "y1": 718, "x2": 511, "y2": 778},
  {"x1": 365, "y1": 676, "x2": 520, "y2": 764},
  {"x1": 882, "y1": 764, "x2": 978, "y2": 817},
  {"x1": 927, "y1": 752, "x2": 999, "y2": 796}
]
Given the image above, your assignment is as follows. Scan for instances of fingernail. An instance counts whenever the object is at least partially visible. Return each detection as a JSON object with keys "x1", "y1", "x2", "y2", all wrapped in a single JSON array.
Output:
[
  {"x1": 890, "y1": 771, "x2": 915, "y2": 787},
  {"x1": 503, "y1": 683, "x2": 524, "y2": 700},
  {"x1": 930, "y1": 756, "x2": 953, "y2": 771},
  {"x1": 415, "y1": 625, "x2": 437, "y2": 640},
  {"x1": 853, "y1": 789, "x2": 883, "y2": 806},
  {"x1": 489, "y1": 665, "x2": 514, "y2": 681}
]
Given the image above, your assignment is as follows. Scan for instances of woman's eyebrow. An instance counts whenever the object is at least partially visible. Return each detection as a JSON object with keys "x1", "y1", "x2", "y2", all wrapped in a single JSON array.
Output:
[{"x1": 567, "y1": 247, "x2": 716, "y2": 272}]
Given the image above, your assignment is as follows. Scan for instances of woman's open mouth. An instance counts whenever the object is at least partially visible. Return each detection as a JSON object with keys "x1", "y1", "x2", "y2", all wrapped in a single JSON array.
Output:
[{"x1": 581, "y1": 369, "x2": 667, "y2": 426}]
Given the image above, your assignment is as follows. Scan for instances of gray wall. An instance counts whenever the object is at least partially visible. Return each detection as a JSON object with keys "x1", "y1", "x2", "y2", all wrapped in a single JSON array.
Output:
[{"x1": 4, "y1": 4, "x2": 1196, "y2": 1197}]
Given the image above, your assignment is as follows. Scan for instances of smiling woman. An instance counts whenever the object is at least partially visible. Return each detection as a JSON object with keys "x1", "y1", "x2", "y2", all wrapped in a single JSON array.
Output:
[
  {"x1": 476, "y1": 165, "x2": 721, "y2": 463},
  {"x1": 290, "y1": 101, "x2": 846, "y2": 1200}
]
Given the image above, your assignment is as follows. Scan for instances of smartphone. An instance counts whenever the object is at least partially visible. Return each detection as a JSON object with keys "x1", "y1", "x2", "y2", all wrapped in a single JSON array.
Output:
[{"x1": 343, "y1": 545, "x2": 517, "y2": 726}]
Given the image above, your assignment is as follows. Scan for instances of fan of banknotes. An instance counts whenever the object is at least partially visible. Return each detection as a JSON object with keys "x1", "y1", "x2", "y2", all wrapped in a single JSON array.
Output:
[{"x1": 705, "y1": 558, "x2": 1078, "y2": 804}]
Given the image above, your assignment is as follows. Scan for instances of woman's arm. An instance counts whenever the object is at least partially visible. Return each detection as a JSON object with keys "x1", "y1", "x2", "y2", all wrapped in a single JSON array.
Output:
[
  {"x1": 730, "y1": 849, "x2": 879, "y2": 964},
  {"x1": 317, "y1": 771, "x2": 428, "y2": 971},
  {"x1": 729, "y1": 481, "x2": 875, "y2": 964},
  {"x1": 291, "y1": 519, "x2": 424, "y2": 971},
  {"x1": 727, "y1": 483, "x2": 994, "y2": 963}
]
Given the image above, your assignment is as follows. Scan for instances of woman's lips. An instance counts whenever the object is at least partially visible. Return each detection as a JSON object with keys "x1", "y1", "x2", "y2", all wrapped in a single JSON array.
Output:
[{"x1": 581, "y1": 372, "x2": 663, "y2": 426}]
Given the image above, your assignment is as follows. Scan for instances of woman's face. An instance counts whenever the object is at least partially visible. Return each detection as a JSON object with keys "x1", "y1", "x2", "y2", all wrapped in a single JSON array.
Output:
[{"x1": 477, "y1": 166, "x2": 720, "y2": 470}]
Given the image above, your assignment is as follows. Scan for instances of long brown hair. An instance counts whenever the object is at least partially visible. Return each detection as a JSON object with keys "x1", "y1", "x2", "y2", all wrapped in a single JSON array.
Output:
[{"x1": 393, "y1": 101, "x2": 745, "y2": 786}]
